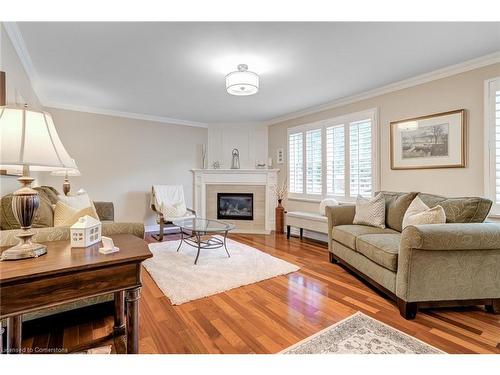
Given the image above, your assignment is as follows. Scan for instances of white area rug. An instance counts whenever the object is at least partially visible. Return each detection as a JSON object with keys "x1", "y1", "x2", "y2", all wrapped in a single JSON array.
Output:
[{"x1": 144, "y1": 236, "x2": 300, "y2": 305}]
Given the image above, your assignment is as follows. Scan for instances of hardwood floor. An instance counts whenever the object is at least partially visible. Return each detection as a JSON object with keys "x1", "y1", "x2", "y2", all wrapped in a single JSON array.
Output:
[{"x1": 20, "y1": 233, "x2": 500, "y2": 354}]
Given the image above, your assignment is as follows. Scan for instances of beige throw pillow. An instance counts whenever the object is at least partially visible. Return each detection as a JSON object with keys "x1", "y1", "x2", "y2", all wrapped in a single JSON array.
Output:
[
  {"x1": 54, "y1": 201, "x2": 99, "y2": 227},
  {"x1": 58, "y1": 193, "x2": 93, "y2": 210},
  {"x1": 353, "y1": 193, "x2": 386, "y2": 228},
  {"x1": 402, "y1": 196, "x2": 446, "y2": 230}
]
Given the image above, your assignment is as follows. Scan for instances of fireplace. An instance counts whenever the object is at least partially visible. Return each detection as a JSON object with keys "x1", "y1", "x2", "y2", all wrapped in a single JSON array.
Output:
[{"x1": 217, "y1": 193, "x2": 254, "y2": 220}]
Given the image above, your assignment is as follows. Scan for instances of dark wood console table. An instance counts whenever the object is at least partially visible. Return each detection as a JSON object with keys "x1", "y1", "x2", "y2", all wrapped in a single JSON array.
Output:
[{"x1": 0, "y1": 234, "x2": 152, "y2": 354}]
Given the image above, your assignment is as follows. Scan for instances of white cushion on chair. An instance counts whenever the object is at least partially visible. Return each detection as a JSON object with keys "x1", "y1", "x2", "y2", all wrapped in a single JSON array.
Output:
[{"x1": 152, "y1": 185, "x2": 188, "y2": 218}]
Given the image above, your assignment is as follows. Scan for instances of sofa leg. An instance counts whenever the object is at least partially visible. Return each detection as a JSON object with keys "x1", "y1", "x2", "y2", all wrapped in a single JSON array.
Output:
[
  {"x1": 329, "y1": 252, "x2": 338, "y2": 264},
  {"x1": 397, "y1": 299, "x2": 418, "y2": 320},
  {"x1": 299, "y1": 228, "x2": 303, "y2": 240},
  {"x1": 286, "y1": 225, "x2": 291, "y2": 239},
  {"x1": 485, "y1": 299, "x2": 500, "y2": 314}
]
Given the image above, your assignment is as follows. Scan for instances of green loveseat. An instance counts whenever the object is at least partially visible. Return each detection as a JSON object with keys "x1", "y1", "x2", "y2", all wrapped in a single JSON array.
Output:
[
  {"x1": 0, "y1": 186, "x2": 145, "y2": 322},
  {"x1": 326, "y1": 191, "x2": 500, "y2": 319}
]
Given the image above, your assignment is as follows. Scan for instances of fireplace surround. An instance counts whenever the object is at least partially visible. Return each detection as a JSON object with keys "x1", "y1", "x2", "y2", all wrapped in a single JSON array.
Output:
[
  {"x1": 191, "y1": 169, "x2": 279, "y2": 233},
  {"x1": 217, "y1": 193, "x2": 254, "y2": 220}
]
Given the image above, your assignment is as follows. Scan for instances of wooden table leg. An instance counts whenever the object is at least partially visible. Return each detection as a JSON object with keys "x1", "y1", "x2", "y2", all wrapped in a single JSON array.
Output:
[
  {"x1": 114, "y1": 291, "x2": 125, "y2": 335},
  {"x1": 7, "y1": 316, "x2": 22, "y2": 354},
  {"x1": 113, "y1": 291, "x2": 126, "y2": 353},
  {"x1": 125, "y1": 288, "x2": 140, "y2": 354}
]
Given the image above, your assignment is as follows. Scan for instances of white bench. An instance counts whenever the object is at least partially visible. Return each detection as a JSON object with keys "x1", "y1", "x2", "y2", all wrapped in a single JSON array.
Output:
[{"x1": 285, "y1": 211, "x2": 328, "y2": 239}]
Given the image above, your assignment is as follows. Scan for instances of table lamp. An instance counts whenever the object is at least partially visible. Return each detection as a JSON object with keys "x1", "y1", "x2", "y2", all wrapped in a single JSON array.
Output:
[
  {"x1": 50, "y1": 160, "x2": 81, "y2": 195},
  {"x1": 0, "y1": 105, "x2": 77, "y2": 260}
]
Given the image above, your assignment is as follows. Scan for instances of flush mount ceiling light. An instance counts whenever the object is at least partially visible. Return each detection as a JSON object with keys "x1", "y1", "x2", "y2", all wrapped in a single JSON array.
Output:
[{"x1": 225, "y1": 64, "x2": 259, "y2": 96}]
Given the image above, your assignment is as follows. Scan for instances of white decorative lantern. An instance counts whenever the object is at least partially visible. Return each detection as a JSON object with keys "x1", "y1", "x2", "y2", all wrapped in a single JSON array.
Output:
[{"x1": 70, "y1": 215, "x2": 102, "y2": 248}]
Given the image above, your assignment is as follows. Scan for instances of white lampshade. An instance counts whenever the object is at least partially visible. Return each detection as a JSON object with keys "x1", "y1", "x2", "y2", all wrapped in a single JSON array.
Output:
[
  {"x1": 50, "y1": 159, "x2": 81, "y2": 176},
  {"x1": 0, "y1": 106, "x2": 77, "y2": 171},
  {"x1": 226, "y1": 64, "x2": 259, "y2": 96}
]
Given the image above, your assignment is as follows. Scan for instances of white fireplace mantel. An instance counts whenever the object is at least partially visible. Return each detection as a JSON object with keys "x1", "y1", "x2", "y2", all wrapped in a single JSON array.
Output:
[{"x1": 191, "y1": 169, "x2": 280, "y2": 233}]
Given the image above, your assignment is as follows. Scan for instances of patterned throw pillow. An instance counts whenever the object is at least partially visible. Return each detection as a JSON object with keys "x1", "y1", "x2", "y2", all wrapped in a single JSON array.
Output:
[
  {"x1": 353, "y1": 193, "x2": 386, "y2": 228},
  {"x1": 402, "y1": 196, "x2": 446, "y2": 230},
  {"x1": 54, "y1": 201, "x2": 99, "y2": 227}
]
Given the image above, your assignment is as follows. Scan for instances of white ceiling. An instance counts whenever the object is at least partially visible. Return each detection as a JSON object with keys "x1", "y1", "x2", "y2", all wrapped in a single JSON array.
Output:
[{"x1": 10, "y1": 22, "x2": 500, "y2": 125}]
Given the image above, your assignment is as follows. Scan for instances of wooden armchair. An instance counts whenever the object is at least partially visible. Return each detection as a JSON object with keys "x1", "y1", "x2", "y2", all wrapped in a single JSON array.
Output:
[{"x1": 151, "y1": 185, "x2": 196, "y2": 241}]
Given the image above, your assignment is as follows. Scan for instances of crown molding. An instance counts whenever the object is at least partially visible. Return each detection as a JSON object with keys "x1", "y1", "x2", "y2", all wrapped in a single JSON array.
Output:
[
  {"x1": 44, "y1": 102, "x2": 209, "y2": 128},
  {"x1": 4, "y1": 21, "x2": 208, "y2": 128},
  {"x1": 265, "y1": 52, "x2": 500, "y2": 126},
  {"x1": 2, "y1": 22, "x2": 46, "y2": 104}
]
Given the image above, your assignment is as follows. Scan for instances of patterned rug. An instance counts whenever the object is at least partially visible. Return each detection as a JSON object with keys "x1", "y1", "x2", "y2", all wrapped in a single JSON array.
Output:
[{"x1": 282, "y1": 312, "x2": 443, "y2": 354}]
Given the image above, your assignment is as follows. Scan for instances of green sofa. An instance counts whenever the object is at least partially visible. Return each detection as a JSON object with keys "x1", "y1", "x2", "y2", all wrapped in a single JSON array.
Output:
[
  {"x1": 0, "y1": 186, "x2": 145, "y2": 322},
  {"x1": 326, "y1": 191, "x2": 500, "y2": 319}
]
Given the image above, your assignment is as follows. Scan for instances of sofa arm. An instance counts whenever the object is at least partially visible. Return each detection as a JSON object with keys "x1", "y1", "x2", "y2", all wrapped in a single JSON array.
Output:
[
  {"x1": 402, "y1": 223, "x2": 500, "y2": 251},
  {"x1": 102, "y1": 222, "x2": 145, "y2": 239},
  {"x1": 94, "y1": 201, "x2": 115, "y2": 221},
  {"x1": 326, "y1": 204, "x2": 355, "y2": 251},
  {"x1": 326, "y1": 204, "x2": 355, "y2": 227},
  {"x1": 396, "y1": 223, "x2": 500, "y2": 303}
]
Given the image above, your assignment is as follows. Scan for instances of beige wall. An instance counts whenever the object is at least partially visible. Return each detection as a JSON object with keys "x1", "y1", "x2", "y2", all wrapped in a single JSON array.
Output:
[
  {"x1": 39, "y1": 108, "x2": 207, "y2": 227},
  {"x1": 268, "y1": 63, "x2": 500, "y2": 213}
]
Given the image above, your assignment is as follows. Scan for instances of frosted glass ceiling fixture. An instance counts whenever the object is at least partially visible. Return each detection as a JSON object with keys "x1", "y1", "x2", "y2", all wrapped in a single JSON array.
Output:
[{"x1": 226, "y1": 64, "x2": 259, "y2": 96}]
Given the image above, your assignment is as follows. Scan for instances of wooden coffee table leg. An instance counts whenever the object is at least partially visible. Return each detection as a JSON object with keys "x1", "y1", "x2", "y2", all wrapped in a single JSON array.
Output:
[
  {"x1": 7, "y1": 315, "x2": 22, "y2": 354},
  {"x1": 125, "y1": 287, "x2": 140, "y2": 354}
]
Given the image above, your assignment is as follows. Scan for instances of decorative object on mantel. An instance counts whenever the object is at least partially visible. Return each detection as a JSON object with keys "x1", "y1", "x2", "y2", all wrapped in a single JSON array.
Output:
[
  {"x1": 212, "y1": 161, "x2": 221, "y2": 169},
  {"x1": 0, "y1": 105, "x2": 77, "y2": 260},
  {"x1": 268, "y1": 157, "x2": 273, "y2": 169},
  {"x1": 276, "y1": 148, "x2": 284, "y2": 164},
  {"x1": 390, "y1": 109, "x2": 466, "y2": 170},
  {"x1": 231, "y1": 148, "x2": 240, "y2": 169},
  {"x1": 50, "y1": 159, "x2": 81, "y2": 195},
  {"x1": 201, "y1": 144, "x2": 207, "y2": 169},
  {"x1": 70, "y1": 215, "x2": 102, "y2": 248},
  {"x1": 273, "y1": 179, "x2": 288, "y2": 234},
  {"x1": 255, "y1": 160, "x2": 267, "y2": 169}
]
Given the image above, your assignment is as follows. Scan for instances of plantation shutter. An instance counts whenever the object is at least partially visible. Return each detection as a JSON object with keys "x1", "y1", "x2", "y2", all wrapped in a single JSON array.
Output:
[
  {"x1": 349, "y1": 119, "x2": 372, "y2": 198},
  {"x1": 288, "y1": 132, "x2": 303, "y2": 193},
  {"x1": 326, "y1": 125, "x2": 345, "y2": 196},
  {"x1": 306, "y1": 128, "x2": 322, "y2": 194}
]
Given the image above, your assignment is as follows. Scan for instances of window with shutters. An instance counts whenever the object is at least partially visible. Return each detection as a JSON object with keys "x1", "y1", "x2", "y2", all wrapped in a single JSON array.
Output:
[
  {"x1": 287, "y1": 109, "x2": 378, "y2": 201},
  {"x1": 306, "y1": 129, "x2": 322, "y2": 194},
  {"x1": 326, "y1": 125, "x2": 345, "y2": 196},
  {"x1": 288, "y1": 132, "x2": 303, "y2": 194},
  {"x1": 485, "y1": 78, "x2": 500, "y2": 215}
]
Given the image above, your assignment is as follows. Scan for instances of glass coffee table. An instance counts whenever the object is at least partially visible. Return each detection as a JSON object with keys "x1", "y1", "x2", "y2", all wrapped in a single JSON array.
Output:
[{"x1": 172, "y1": 218, "x2": 235, "y2": 265}]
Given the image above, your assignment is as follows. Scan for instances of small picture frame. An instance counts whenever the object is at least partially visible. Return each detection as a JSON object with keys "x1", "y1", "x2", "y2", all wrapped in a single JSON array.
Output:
[
  {"x1": 390, "y1": 109, "x2": 466, "y2": 170},
  {"x1": 276, "y1": 148, "x2": 284, "y2": 164}
]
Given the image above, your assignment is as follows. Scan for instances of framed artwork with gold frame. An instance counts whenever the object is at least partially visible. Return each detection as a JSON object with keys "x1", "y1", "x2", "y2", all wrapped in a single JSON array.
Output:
[{"x1": 390, "y1": 109, "x2": 466, "y2": 170}]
